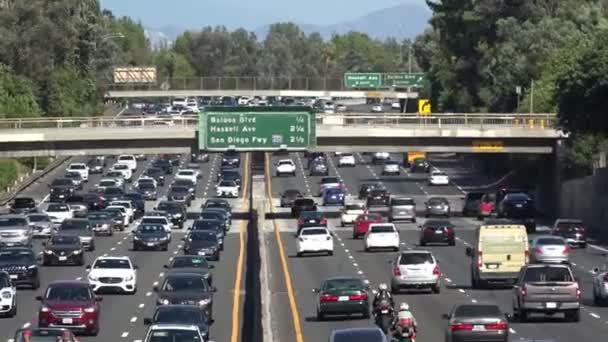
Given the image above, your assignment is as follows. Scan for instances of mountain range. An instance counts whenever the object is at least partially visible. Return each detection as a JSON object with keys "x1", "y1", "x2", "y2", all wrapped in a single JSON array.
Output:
[{"x1": 145, "y1": 3, "x2": 431, "y2": 47}]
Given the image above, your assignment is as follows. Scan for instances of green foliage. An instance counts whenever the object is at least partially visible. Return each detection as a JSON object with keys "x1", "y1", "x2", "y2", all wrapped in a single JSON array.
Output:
[
  {"x1": 0, "y1": 159, "x2": 23, "y2": 191},
  {"x1": 0, "y1": 64, "x2": 40, "y2": 118},
  {"x1": 106, "y1": 15, "x2": 152, "y2": 66},
  {"x1": 154, "y1": 50, "x2": 195, "y2": 80},
  {"x1": 562, "y1": 133, "x2": 608, "y2": 176},
  {"x1": 41, "y1": 66, "x2": 101, "y2": 117}
]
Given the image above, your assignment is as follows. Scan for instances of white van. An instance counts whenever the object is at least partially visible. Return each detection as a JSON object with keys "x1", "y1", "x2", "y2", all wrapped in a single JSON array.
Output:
[{"x1": 117, "y1": 155, "x2": 137, "y2": 172}]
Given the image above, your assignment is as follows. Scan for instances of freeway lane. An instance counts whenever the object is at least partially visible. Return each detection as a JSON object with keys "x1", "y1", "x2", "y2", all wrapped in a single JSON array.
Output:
[
  {"x1": 0, "y1": 153, "x2": 247, "y2": 342},
  {"x1": 267, "y1": 151, "x2": 608, "y2": 342}
]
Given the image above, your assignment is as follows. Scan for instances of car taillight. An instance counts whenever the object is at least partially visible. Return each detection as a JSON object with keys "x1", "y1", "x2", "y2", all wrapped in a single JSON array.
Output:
[
  {"x1": 446, "y1": 227, "x2": 454, "y2": 234},
  {"x1": 477, "y1": 251, "x2": 483, "y2": 268},
  {"x1": 576, "y1": 287, "x2": 581, "y2": 300},
  {"x1": 349, "y1": 293, "x2": 368, "y2": 300},
  {"x1": 485, "y1": 321, "x2": 508, "y2": 330},
  {"x1": 320, "y1": 218, "x2": 327, "y2": 225},
  {"x1": 297, "y1": 219, "x2": 304, "y2": 225},
  {"x1": 520, "y1": 286, "x2": 527, "y2": 298},
  {"x1": 603, "y1": 274, "x2": 608, "y2": 282},
  {"x1": 525, "y1": 250, "x2": 530, "y2": 263},
  {"x1": 319, "y1": 294, "x2": 338, "y2": 302},
  {"x1": 393, "y1": 266, "x2": 401, "y2": 276},
  {"x1": 563, "y1": 246, "x2": 571, "y2": 254},
  {"x1": 534, "y1": 247, "x2": 542, "y2": 254},
  {"x1": 432, "y1": 265, "x2": 441, "y2": 275},
  {"x1": 450, "y1": 323, "x2": 474, "y2": 331},
  {"x1": 399, "y1": 317, "x2": 413, "y2": 325}
]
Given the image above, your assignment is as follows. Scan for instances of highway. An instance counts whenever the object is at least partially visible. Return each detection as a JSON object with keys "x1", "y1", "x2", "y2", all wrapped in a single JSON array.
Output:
[
  {"x1": 0, "y1": 153, "x2": 250, "y2": 342},
  {"x1": 265, "y1": 152, "x2": 608, "y2": 342}
]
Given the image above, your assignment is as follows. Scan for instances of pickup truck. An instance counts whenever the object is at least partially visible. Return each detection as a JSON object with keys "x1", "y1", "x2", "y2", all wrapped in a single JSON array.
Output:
[{"x1": 512, "y1": 264, "x2": 580, "y2": 322}]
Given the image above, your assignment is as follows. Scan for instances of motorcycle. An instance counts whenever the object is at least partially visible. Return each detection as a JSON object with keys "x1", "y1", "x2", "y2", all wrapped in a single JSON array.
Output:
[
  {"x1": 391, "y1": 317, "x2": 417, "y2": 342},
  {"x1": 373, "y1": 299, "x2": 394, "y2": 333}
]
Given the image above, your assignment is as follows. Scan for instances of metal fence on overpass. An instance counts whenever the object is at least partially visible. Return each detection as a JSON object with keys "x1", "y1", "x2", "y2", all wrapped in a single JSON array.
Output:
[{"x1": 0, "y1": 113, "x2": 557, "y2": 130}]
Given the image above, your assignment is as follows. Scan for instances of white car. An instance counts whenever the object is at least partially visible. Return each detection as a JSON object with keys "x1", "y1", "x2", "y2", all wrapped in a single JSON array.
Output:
[
  {"x1": 137, "y1": 176, "x2": 158, "y2": 188},
  {"x1": 276, "y1": 159, "x2": 296, "y2": 177},
  {"x1": 66, "y1": 163, "x2": 89, "y2": 181},
  {"x1": 372, "y1": 105, "x2": 383, "y2": 113},
  {"x1": 111, "y1": 164, "x2": 133, "y2": 181},
  {"x1": 391, "y1": 102, "x2": 401, "y2": 109},
  {"x1": 141, "y1": 216, "x2": 172, "y2": 235},
  {"x1": 428, "y1": 171, "x2": 449, "y2": 185},
  {"x1": 87, "y1": 256, "x2": 137, "y2": 294},
  {"x1": 44, "y1": 203, "x2": 73, "y2": 225},
  {"x1": 175, "y1": 169, "x2": 199, "y2": 184},
  {"x1": 186, "y1": 100, "x2": 199, "y2": 113},
  {"x1": 216, "y1": 180, "x2": 239, "y2": 198},
  {"x1": 143, "y1": 324, "x2": 206, "y2": 342},
  {"x1": 117, "y1": 154, "x2": 137, "y2": 171},
  {"x1": 109, "y1": 201, "x2": 135, "y2": 223},
  {"x1": 296, "y1": 227, "x2": 334, "y2": 256},
  {"x1": 337, "y1": 153, "x2": 356, "y2": 167},
  {"x1": 382, "y1": 161, "x2": 401, "y2": 175},
  {"x1": 0, "y1": 272, "x2": 16, "y2": 317},
  {"x1": 365, "y1": 223, "x2": 400, "y2": 252},
  {"x1": 238, "y1": 96, "x2": 250, "y2": 105},
  {"x1": 97, "y1": 178, "x2": 120, "y2": 191},
  {"x1": 171, "y1": 97, "x2": 188, "y2": 107},
  {"x1": 340, "y1": 203, "x2": 366, "y2": 226},
  {"x1": 372, "y1": 152, "x2": 391, "y2": 164},
  {"x1": 106, "y1": 206, "x2": 129, "y2": 226}
]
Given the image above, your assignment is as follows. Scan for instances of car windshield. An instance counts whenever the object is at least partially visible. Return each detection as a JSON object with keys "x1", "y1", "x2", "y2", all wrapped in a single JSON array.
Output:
[
  {"x1": 146, "y1": 168, "x2": 162, "y2": 175},
  {"x1": 221, "y1": 171, "x2": 239, "y2": 178},
  {"x1": 162, "y1": 276, "x2": 208, "y2": 292},
  {"x1": 104, "y1": 188, "x2": 123, "y2": 195},
  {"x1": 106, "y1": 172, "x2": 123, "y2": 178},
  {"x1": 278, "y1": 160, "x2": 293, "y2": 165},
  {"x1": 453, "y1": 305, "x2": 501, "y2": 318},
  {"x1": 385, "y1": 161, "x2": 399, "y2": 165},
  {"x1": 52, "y1": 179, "x2": 73, "y2": 186},
  {"x1": 158, "y1": 203, "x2": 181, "y2": 211},
  {"x1": 391, "y1": 198, "x2": 414, "y2": 206},
  {"x1": 99, "y1": 180, "x2": 117, "y2": 187},
  {"x1": 69, "y1": 164, "x2": 86, "y2": 170},
  {"x1": 370, "y1": 189, "x2": 386, "y2": 195},
  {"x1": 83, "y1": 194, "x2": 100, "y2": 201},
  {"x1": 0, "y1": 250, "x2": 35, "y2": 263},
  {"x1": 118, "y1": 156, "x2": 134, "y2": 162},
  {"x1": 301, "y1": 228, "x2": 327, "y2": 235},
  {"x1": 506, "y1": 193, "x2": 529, "y2": 201},
  {"x1": 171, "y1": 257, "x2": 209, "y2": 269},
  {"x1": 399, "y1": 253, "x2": 433, "y2": 265},
  {"x1": 147, "y1": 329, "x2": 200, "y2": 342},
  {"x1": 61, "y1": 221, "x2": 88, "y2": 230},
  {"x1": 178, "y1": 170, "x2": 195, "y2": 176},
  {"x1": 193, "y1": 220, "x2": 221, "y2": 230},
  {"x1": 87, "y1": 214, "x2": 108, "y2": 221},
  {"x1": 138, "y1": 225, "x2": 164, "y2": 234},
  {"x1": 323, "y1": 278, "x2": 363, "y2": 291},
  {"x1": 200, "y1": 212, "x2": 221, "y2": 220},
  {"x1": 536, "y1": 237, "x2": 566, "y2": 245},
  {"x1": 28, "y1": 215, "x2": 50, "y2": 222},
  {"x1": 170, "y1": 187, "x2": 189, "y2": 194},
  {"x1": 154, "y1": 307, "x2": 205, "y2": 325},
  {"x1": 139, "y1": 183, "x2": 156, "y2": 190},
  {"x1": 295, "y1": 199, "x2": 315, "y2": 206},
  {"x1": 0, "y1": 217, "x2": 27, "y2": 226},
  {"x1": 556, "y1": 221, "x2": 584, "y2": 231},
  {"x1": 51, "y1": 236, "x2": 79, "y2": 245},
  {"x1": 93, "y1": 259, "x2": 131, "y2": 269},
  {"x1": 174, "y1": 180, "x2": 193, "y2": 187},
  {"x1": 300, "y1": 211, "x2": 322, "y2": 219},
  {"x1": 326, "y1": 189, "x2": 342, "y2": 195},
  {"x1": 345, "y1": 204, "x2": 364, "y2": 211},
  {"x1": 467, "y1": 193, "x2": 484, "y2": 200},
  {"x1": 13, "y1": 198, "x2": 35, "y2": 207},
  {"x1": 113, "y1": 164, "x2": 129, "y2": 170},
  {"x1": 428, "y1": 198, "x2": 447, "y2": 205},
  {"x1": 523, "y1": 267, "x2": 573, "y2": 282},
  {"x1": 47, "y1": 204, "x2": 69, "y2": 212},
  {"x1": 219, "y1": 181, "x2": 236, "y2": 187},
  {"x1": 46, "y1": 286, "x2": 92, "y2": 301},
  {"x1": 370, "y1": 225, "x2": 395, "y2": 233},
  {"x1": 142, "y1": 218, "x2": 167, "y2": 225},
  {"x1": 425, "y1": 220, "x2": 451, "y2": 227},
  {"x1": 190, "y1": 231, "x2": 217, "y2": 241},
  {"x1": 321, "y1": 177, "x2": 339, "y2": 184},
  {"x1": 283, "y1": 190, "x2": 301, "y2": 197}
]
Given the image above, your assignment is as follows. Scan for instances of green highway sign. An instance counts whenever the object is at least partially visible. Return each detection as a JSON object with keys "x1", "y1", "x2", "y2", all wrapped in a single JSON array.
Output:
[
  {"x1": 344, "y1": 73, "x2": 382, "y2": 89},
  {"x1": 383, "y1": 73, "x2": 425, "y2": 87},
  {"x1": 199, "y1": 110, "x2": 315, "y2": 151}
]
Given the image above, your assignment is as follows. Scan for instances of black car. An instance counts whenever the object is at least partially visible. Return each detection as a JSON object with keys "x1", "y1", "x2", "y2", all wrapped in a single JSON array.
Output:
[
  {"x1": 221, "y1": 151, "x2": 240, "y2": 167},
  {"x1": 123, "y1": 192, "x2": 146, "y2": 218},
  {"x1": 280, "y1": 189, "x2": 304, "y2": 207},
  {"x1": 329, "y1": 328, "x2": 387, "y2": 342},
  {"x1": 358, "y1": 183, "x2": 385, "y2": 200},
  {"x1": 291, "y1": 198, "x2": 317, "y2": 218},
  {"x1": 159, "y1": 154, "x2": 181, "y2": 166},
  {"x1": 167, "y1": 186, "x2": 192, "y2": 207},
  {"x1": 143, "y1": 167, "x2": 166, "y2": 185},
  {"x1": 199, "y1": 212, "x2": 227, "y2": 232},
  {"x1": 163, "y1": 255, "x2": 214, "y2": 286},
  {"x1": 10, "y1": 197, "x2": 36, "y2": 214},
  {"x1": 82, "y1": 192, "x2": 107, "y2": 211},
  {"x1": 87, "y1": 212, "x2": 114, "y2": 236},
  {"x1": 410, "y1": 158, "x2": 430, "y2": 173},
  {"x1": 152, "y1": 159, "x2": 173, "y2": 175},
  {"x1": 102, "y1": 208, "x2": 126, "y2": 231},
  {"x1": 156, "y1": 201, "x2": 187, "y2": 228},
  {"x1": 314, "y1": 277, "x2": 370, "y2": 320},
  {"x1": 462, "y1": 192, "x2": 485, "y2": 217},
  {"x1": 155, "y1": 273, "x2": 216, "y2": 320},
  {"x1": 297, "y1": 211, "x2": 327, "y2": 234},
  {"x1": 0, "y1": 247, "x2": 40, "y2": 288},
  {"x1": 203, "y1": 207, "x2": 231, "y2": 227},
  {"x1": 42, "y1": 235, "x2": 84, "y2": 266},
  {"x1": 419, "y1": 219, "x2": 455, "y2": 246},
  {"x1": 132, "y1": 224, "x2": 170, "y2": 251},
  {"x1": 173, "y1": 179, "x2": 196, "y2": 197},
  {"x1": 57, "y1": 219, "x2": 95, "y2": 251},
  {"x1": 219, "y1": 169, "x2": 241, "y2": 187},
  {"x1": 366, "y1": 188, "x2": 390, "y2": 207},
  {"x1": 49, "y1": 178, "x2": 76, "y2": 202},
  {"x1": 144, "y1": 305, "x2": 210, "y2": 339},
  {"x1": 136, "y1": 182, "x2": 158, "y2": 201},
  {"x1": 497, "y1": 192, "x2": 536, "y2": 232},
  {"x1": 183, "y1": 231, "x2": 221, "y2": 261},
  {"x1": 202, "y1": 198, "x2": 232, "y2": 217},
  {"x1": 101, "y1": 186, "x2": 124, "y2": 202},
  {"x1": 190, "y1": 220, "x2": 225, "y2": 249}
]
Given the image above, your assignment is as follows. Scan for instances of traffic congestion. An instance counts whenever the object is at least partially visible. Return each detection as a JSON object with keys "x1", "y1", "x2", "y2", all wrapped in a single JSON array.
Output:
[{"x1": 0, "y1": 150, "x2": 607, "y2": 342}]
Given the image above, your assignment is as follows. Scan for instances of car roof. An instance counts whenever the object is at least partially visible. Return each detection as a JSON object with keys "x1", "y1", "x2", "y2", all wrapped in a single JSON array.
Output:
[
  {"x1": 48, "y1": 280, "x2": 90, "y2": 287},
  {"x1": 324, "y1": 276, "x2": 364, "y2": 282},
  {"x1": 95, "y1": 256, "x2": 131, "y2": 261},
  {"x1": 278, "y1": 159, "x2": 294, "y2": 163},
  {"x1": 330, "y1": 327, "x2": 385, "y2": 340},
  {"x1": 149, "y1": 324, "x2": 199, "y2": 331},
  {"x1": 0, "y1": 214, "x2": 25, "y2": 219}
]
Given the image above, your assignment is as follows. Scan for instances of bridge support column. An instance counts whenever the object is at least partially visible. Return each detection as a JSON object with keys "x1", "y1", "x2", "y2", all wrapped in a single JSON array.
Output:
[{"x1": 535, "y1": 143, "x2": 561, "y2": 218}]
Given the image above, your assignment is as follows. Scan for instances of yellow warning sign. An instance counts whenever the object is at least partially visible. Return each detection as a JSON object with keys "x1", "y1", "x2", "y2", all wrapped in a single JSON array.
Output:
[
  {"x1": 365, "y1": 91, "x2": 382, "y2": 98},
  {"x1": 418, "y1": 99, "x2": 431, "y2": 114},
  {"x1": 472, "y1": 140, "x2": 505, "y2": 151}
]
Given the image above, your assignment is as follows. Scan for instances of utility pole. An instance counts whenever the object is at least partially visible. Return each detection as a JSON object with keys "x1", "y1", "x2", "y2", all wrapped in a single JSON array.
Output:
[
  {"x1": 408, "y1": 45, "x2": 412, "y2": 73},
  {"x1": 529, "y1": 80, "x2": 534, "y2": 114}
]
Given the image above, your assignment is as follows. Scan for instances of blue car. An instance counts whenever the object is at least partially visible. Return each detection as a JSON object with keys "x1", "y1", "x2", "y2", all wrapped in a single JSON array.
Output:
[{"x1": 323, "y1": 188, "x2": 345, "y2": 206}]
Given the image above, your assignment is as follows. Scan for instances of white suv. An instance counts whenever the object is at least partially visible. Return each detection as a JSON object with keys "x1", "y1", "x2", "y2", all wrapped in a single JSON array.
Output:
[
  {"x1": 111, "y1": 163, "x2": 133, "y2": 181},
  {"x1": 276, "y1": 159, "x2": 296, "y2": 177},
  {"x1": 0, "y1": 271, "x2": 16, "y2": 317},
  {"x1": 338, "y1": 153, "x2": 356, "y2": 167},
  {"x1": 144, "y1": 324, "x2": 206, "y2": 342},
  {"x1": 390, "y1": 250, "x2": 441, "y2": 294},
  {"x1": 117, "y1": 155, "x2": 137, "y2": 172},
  {"x1": 365, "y1": 223, "x2": 400, "y2": 252},
  {"x1": 382, "y1": 161, "x2": 401, "y2": 175},
  {"x1": 109, "y1": 201, "x2": 135, "y2": 223},
  {"x1": 87, "y1": 256, "x2": 138, "y2": 294},
  {"x1": 66, "y1": 163, "x2": 89, "y2": 181},
  {"x1": 175, "y1": 169, "x2": 199, "y2": 183}
]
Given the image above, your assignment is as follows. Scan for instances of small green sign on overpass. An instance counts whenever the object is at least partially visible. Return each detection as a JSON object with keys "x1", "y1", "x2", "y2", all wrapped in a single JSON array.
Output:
[
  {"x1": 344, "y1": 73, "x2": 382, "y2": 89},
  {"x1": 383, "y1": 73, "x2": 425, "y2": 87},
  {"x1": 199, "y1": 108, "x2": 315, "y2": 151}
]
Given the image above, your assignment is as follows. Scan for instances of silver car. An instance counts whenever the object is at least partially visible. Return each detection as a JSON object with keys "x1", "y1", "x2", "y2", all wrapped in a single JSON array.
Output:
[
  {"x1": 27, "y1": 213, "x2": 54, "y2": 237},
  {"x1": 0, "y1": 215, "x2": 32, "y2": 247},
  {"x1": 390, "y1": 250, "x2": 441, "y2": 294},
  {"x1": 530, "y1": 235, "x2": 570, "y2": 264},
  {"x1": 389, "y1": 197, "x2": 416, "y2": 222},
  {"x1": 425, "y1": 197, "x2": 450, "y2": 217},
  {"x1": 592, "y1": 266, "x2": 608, "y2": 306}
]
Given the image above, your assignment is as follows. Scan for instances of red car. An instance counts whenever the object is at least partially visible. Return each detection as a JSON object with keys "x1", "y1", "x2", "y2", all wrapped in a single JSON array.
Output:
[
  {"x1": 353, "y1": 213, "x2": 384, "y2": 239},
  {"x1": 37, "y1": 281, "x2": 102, "y2": 336},
  {"x1": 552, "y1": 218, "x2": 588, "y2": 248}
]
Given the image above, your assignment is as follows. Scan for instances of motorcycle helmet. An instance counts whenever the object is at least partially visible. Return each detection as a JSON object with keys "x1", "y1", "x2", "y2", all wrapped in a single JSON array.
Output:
[
  {"x1": 399, "y1": 303, "x2": 410, "y2": 311},
  {"x1": 378, "y1": 283, "x2": 388, "y2": 291}
]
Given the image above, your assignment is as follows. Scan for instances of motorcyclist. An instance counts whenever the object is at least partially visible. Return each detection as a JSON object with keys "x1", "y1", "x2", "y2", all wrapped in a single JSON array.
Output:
[
  {"x1": 390, "y1": 302, "x2": 418, "y2": 340},
  {"x1": 372, "y1": 283, "x2": 395, "y2": 309}
]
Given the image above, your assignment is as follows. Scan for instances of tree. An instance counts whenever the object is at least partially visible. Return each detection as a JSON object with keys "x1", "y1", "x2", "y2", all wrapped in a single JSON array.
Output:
[
  {"x1": 41, "y1": 66, "x2": 101, "y2": 117},
  {"x1": 0, "y1": 64, "x2": 40, "y2": 118},
  {"x1": 155, "y1": 50, "x2": 195, "y2": 79}
]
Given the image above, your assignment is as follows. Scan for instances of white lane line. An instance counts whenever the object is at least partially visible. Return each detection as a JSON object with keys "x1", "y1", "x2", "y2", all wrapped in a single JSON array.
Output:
[
  {"x1": 344, "y1": 249, "x2": 349, "y2": 253},
  {"x1": 159, "y1": 272, "x2": 164, "y2": 277},
  {"x1": 130, "y1": 316, "x2": 138, "y2": 323},
  {"x1": 22, "y1": 322, "x2": 31, "y2": 328},
  {"x1": 509, "y1": 328, "x2": 516, "y2": 334},
  {"x1": 138, "y1": 303, "x2": 145, "y2": 309},
  {"x1": 357, "y1": 270, "x2": 363, "y2": 275},
  {"x1": 117, "y1": 241, "x2": 122, "y2": 245},
  {"x1": 353, "y1": 263, "x2": 358, "y2": 267},
  {"x1": 444, "y1": 278, "x2": 452, "y2": 283},
  {"x1": 348, "y1": 255, "x2": 353, "y2": 259},
  {"x1": 146, "y1": 292, "x2": 152, "y2": 297},
  {"x1": 589, "y1": 244, "x2": 608, "y2": 253},
  {"x1": 75, "y1": 277, "x2": 82, "y2": 281},
  {"x1": 173, "y1": 251, "x2": 178, "y2": 254},
  {"x1": 458, "y1": 289, "x2": 466, "y2": 293},
  {"x1": 37, "y1": 194, "x2": 50, "y2": 207},
  {"x1": 590, "y1": 312, "x2": 600, "y2": 319},
  {"x1": 471, "y1": 299, "x2": 478, "y2": 303},
  {"x1": 152, "y1": 281, "x2": 159, "y2": 286},
  {"x1": 110, "y1": 247, "x2": 116, "y2": 251},
  {"x1": 177, "y1": 245, "x2": 183, "y2": 248},
  {"x1": 103, "y1": 253, "x2": 108, "y2": 256},
  {"x1": 121, "y1": 332, "x2": 129, "y2": 338}
]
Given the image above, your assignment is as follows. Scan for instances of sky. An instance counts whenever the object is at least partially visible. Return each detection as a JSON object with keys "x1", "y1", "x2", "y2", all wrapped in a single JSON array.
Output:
[{"x1": 100, "y1": 0, "x2": 425, "y2": 29}]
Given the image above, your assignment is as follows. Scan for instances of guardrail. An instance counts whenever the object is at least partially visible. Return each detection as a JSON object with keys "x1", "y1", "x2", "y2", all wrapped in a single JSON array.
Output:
[{"x1": 0, "y1": 113, "x2": 557, "y2": 130}]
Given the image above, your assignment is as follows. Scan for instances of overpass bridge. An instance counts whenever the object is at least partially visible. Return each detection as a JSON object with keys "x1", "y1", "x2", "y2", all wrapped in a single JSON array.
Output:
[
  {"x1": 103, "y1": 76, "x2": 419, "y2": 99},
  {"x1": 0, "y1": 113, "x2": 561, "y2": 157}
]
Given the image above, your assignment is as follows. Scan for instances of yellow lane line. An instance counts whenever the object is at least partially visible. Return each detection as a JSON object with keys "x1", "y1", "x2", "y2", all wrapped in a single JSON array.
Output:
[
  {"x1": 265, "y1": 152, "x2": 305, "y2": 342},
  {"x1": 230, "y1": 152, "x2": 250, "y2": 342}
]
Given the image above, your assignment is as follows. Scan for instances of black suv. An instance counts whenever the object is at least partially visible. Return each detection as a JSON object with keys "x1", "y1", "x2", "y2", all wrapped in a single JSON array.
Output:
[
  {"x1": 366, "y1": 188, "x2": 390, "y2": 207},
  {"x1": 0, "y1": 247, "x2": 40, "y2": 288},
  {"x1": 49, "y1": 178, "x2": 76, "y2": 202},
  {"x1": 410, "y1": 158, "x2": 430, "y2": 173},
  {"x1": 222, "y1": 151, "x2": 240, "y2": 167},
  {"x1": 291, "y1": 198, "x2": 317, "y2": 218},
  {"x1": 462, "y1": 192, "x2": 484, "y2": 217},
  {"x1": 10, "y1": 197, "x2": 37, "y2": 214},
  {"x1": 156, "y1": 201, "x2": 187, "y2": 228},
  {"x1": 497, "y1": 192, "x2": 536, "y2": 233}
]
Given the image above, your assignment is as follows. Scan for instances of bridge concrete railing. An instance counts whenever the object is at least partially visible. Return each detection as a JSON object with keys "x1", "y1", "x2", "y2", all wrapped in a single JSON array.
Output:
[{"x1": 0, "y1": 113, "x2": 558, "y2": 131}]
